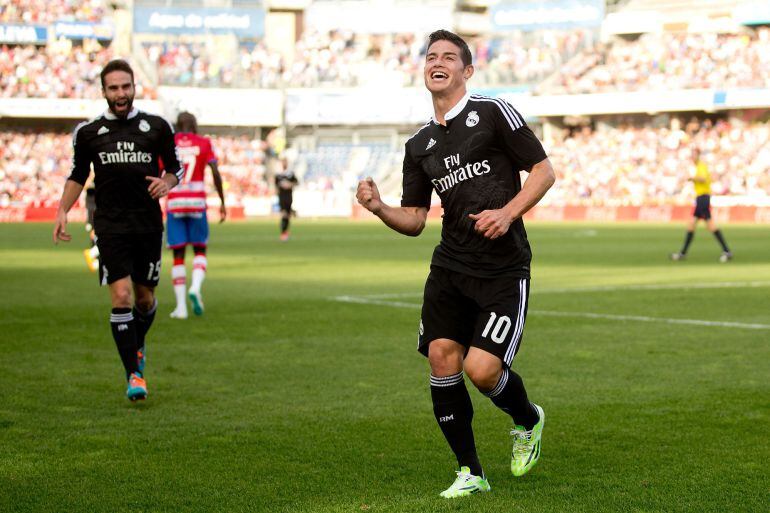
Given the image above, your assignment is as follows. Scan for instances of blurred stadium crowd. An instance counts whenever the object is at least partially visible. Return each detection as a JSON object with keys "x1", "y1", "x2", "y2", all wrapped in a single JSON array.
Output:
[
  {"x1": 0, "y1": 131, "x2": 270, "y2": 207},
  {"x1": 6, "y1": 28, "x2": 769, "y2": 95},
  {"x1": 1, "y1": 0, "x2": 105, "y2": 24},
  {"x1": 545, "y1": 119, "x2": 770, "y2": 205},
  {"x1": 141, "y1": 29, "x2": 594, "y2": 89},
  {"x1": 1, "y1": 0, "x2": 769, "y2": 212},
  {"x1": 4, "y1": 118, "x2": 768, "y2": 208}
]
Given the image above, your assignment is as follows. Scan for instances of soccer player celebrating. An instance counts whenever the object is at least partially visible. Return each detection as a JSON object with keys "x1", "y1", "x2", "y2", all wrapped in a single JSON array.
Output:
[
  {"x1": 166, "y1": 112, "x2": 226, "y2": 318},
  {"x1": 671, "y1": 148, "x2": 732, "y2": 262},
  {"x1": 275, "y1": 157, "x2": 298, "y2": 241},
  {"x1": 53, "y1": 59, "x2": 183, "y2": 401},
  {"x1": 356, "y1": 30, "x2": 555, "y2": 498}
]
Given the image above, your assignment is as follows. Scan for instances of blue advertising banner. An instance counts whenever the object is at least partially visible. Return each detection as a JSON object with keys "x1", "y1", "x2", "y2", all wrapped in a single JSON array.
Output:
[
  {"x1": 491, "y1": 0, "x2": 605, "y2": 31},
  {"x1": 133, "y1": 7, "x2": 264, "y2": 38},
  {"x1": 54, "y1": 21, "x2": 114, "y2": 40},
  {"x1": 0, "y1": 24, "x2": 47, "y2": 44}
]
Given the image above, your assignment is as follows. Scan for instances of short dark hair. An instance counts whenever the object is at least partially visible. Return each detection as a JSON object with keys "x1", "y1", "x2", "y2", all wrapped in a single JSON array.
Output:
[
  {"x1": 100, "y1": 59, "x2": 134, "y2": 89},
  {"x1": 427, "y1": 30, "x2": 472, "y2": 67},
  {"x1": 176, "y1": 111, "x2": 198, "y2": 134}
]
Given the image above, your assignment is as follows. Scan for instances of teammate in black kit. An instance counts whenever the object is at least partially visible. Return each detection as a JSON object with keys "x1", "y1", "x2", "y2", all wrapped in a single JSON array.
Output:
[
  {"x1": 275, "y1": 158, "x2": 298, "y2": 241},
  {"x1": 53, "y1": 59, "x2": 183, "y2": 401},
  {"x1": 356, "y1": 30, "x2": 555, "y2": 498}
]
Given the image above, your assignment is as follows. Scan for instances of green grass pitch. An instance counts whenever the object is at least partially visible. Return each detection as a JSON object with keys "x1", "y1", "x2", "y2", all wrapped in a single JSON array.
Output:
[{"x1": 1, "y1": 220, "x2": 768, "y2": 512}]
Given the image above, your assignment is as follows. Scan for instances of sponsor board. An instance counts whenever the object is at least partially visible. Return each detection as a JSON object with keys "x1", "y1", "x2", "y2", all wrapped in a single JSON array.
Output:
[
  {"x1": 1, "y1": 205, "x2": 243, "y2": 222},
  {"x1": 0, "y1": 24, "x2": 47, "y2": 44}
]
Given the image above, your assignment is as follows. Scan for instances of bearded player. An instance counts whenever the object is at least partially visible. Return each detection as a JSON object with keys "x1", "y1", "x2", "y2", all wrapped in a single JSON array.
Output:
[{"x1": 54, "y1": 59, "x2": 183, "y2": 401}]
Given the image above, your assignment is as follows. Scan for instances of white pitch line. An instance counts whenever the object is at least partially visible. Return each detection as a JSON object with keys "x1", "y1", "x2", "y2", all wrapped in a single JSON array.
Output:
[
  {"x1": 331, "y1": 295, "x2": 770, "y2": 331},
  {"x1": 536, "y1": 280, "x2": 770, "y2": 294},
  {"x1": 333, "y1": 295, "x2": 420, "y2": 309},
  {"x1": 529, "y1": 310, "x2": 770, "y2": 330},
  {"x1": 335, "y1": 281, "x2": 770, "y2": 300}
]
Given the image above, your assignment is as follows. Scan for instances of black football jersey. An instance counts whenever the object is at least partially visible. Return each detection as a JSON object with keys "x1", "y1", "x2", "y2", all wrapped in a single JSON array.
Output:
[
  {"x1": 68, "y1": 108, "x2": 183, "y2": 235},
  {"x1": 401, "y1": 93, "x2": 547, "y2": 278},
  {"x1": 275, "y1": 170, "x2": 298, "y2": 190}
]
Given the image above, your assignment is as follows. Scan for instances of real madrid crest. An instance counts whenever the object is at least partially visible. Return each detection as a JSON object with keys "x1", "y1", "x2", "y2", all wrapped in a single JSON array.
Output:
[
  {"x1": 466, "y1": 110, "x2": 479, "y2": 127},
  {"x1": 139, "y1": 119, "x2": 150, "y2": 132}
]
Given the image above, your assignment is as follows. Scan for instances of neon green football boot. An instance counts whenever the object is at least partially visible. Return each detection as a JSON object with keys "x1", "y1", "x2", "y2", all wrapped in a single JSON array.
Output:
[
  {"x1": 511, "y1": 403, "x2": 544, "y2": 476},
  {"x1": 439, "y1": 466, "x2": 491, "y2": 498}
]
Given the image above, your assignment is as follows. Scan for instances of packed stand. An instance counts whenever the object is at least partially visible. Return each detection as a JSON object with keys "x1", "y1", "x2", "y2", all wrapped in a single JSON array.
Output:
[
  {"x1": 0, "y1": 131, "x2": 269, "y2": 207},
  {"x1": 4, "y1": 120, "x2": 767, "y2": 208},
  {"x1": 546, "y1": 28, "x2": 770, "y2": 94},
  {"x1": 1, "y1": 42, "x2": 154, "y2": 99},
  {"x1": 0, "y1": 0, "x2": 106, "y2": 24},
  {"x1": 210, "y1": 135, "x2": 271, "y2": 198},
  {"x1": 543, "y1": 118, "x2": 770, "y2": 206},
  {"x1": 0, "y1": 131, "x2": 70, "y2": 207},
  {"x1": 471, "y1": 30, "x2": 595, "y2": 87},
  {"x1": 143, "y1": 29, "x2": 594, "y2": 89}
]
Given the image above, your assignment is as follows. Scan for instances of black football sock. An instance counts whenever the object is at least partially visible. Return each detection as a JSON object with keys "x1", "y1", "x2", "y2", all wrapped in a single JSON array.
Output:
[
  {"x1": 680, "y1": 231, "x2": 694, "y2": 255},
  {"x1": 430, "y1": 372, "x2": 483, "y2": 477},
  {"x1": 110, "y1": 308, "x2": 139, "y2": 379},
  {"x1": 133, "y1": 298, "x2": 157, "y2": 351},
  {"x1": 484, "y1": 367, "x2": 539, "y2": 430},
  {"x1": 713, "y1": 230, "x2": 730, "y2": 252},
  {"x1": 280, "y1": 217, "x2": 289, "y2": 233}
]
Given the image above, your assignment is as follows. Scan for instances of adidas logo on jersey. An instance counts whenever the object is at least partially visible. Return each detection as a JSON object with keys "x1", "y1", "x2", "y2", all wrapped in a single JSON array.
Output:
[
  {"x1": 97, "y1": 126, "x2": 110, "y2": 135},
  {"x1": 426, "y1": 138, "x2": 436, "y2": 150}
]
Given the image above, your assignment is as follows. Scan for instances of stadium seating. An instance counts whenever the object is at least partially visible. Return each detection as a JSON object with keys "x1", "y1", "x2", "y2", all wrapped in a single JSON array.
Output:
[
  {"x1": 4, "y1": 118, "x2": 767, "y2": 208},
  {"x1": 0, "y1": 0, "x2": 106, "y2": 24},
  {"x1": 0, "y1": 43, "x2": 153, "y2": 99},
  {"x1": 294, "y1": 142, "x2": 404, "y2": 194},
  {"x1": 543, "y1": 119, "x2": 770, "y2": 206},
  {"x1": 0, "y1": 131, "x2": 269, "y2": 206},
  {"x1": 543, "y1": 28, "x2": 770, "y2": 94},
  {"x1": 142, "y1": 29, "x2": 596, "y2": 89}
]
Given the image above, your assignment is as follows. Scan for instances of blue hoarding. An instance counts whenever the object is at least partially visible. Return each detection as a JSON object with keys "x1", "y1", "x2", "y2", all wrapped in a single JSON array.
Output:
[
  {"x1": 133, "y1": 7, "x2": 264, "y2": 38},
  {"x1": 0, "y1": 24, "x2": 47, "y2": 44},
  {"x1": 54, "y1": 21, "x2": 114, "y2": 40},
  {"x1": 491, "y1": 0, "x2": 605, "y2": 31}
]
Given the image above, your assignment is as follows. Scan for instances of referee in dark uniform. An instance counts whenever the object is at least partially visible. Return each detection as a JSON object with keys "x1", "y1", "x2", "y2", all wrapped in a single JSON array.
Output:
[
  {"x1": 275, "y1": 157, "x2": 298, "y2": 241},
  {"x1": 53, "y1": 59, "x2": 183, "y2": 401},
  {"x1": 356, "y1": 30, "x2": 555, "y2": 498}
]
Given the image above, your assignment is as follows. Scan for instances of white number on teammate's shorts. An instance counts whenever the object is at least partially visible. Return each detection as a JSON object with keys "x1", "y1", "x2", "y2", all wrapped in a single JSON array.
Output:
[
  {"x1": 147, "y1": 260, "x2": 161, "y2": 281},
  {"x1": 481, "y1": 312, "x2": 512, "y2": 344}
]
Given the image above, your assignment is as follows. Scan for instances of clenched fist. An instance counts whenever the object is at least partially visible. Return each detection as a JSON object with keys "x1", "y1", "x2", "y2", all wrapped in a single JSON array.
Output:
[{"x1": 356, "y1": 177, "x2": 383, "y2": 214}]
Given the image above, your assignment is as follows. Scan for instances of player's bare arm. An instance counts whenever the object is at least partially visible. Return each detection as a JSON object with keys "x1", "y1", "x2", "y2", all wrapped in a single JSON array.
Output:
[
  {"x1": 470, "y1": 157, "x2": 555, "y2": 240},
  {"x1": 146, "y1": 173, "x2": 179, "y2": 200},
  {"x1": 356, "y1": 177, "x2": 428, "y2": 236},
  {"x1": 53, "y1": 179, "x2": 85, "y2": 244},
  {"x1": 210, "y1": 161, "x2": 227, "y2": 223}
]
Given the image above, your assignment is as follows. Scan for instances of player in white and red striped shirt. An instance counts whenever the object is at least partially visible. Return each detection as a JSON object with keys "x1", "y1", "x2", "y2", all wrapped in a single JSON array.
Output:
[{"x1": 166, "y1": 112, "x2": 226, "y2": 319}]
